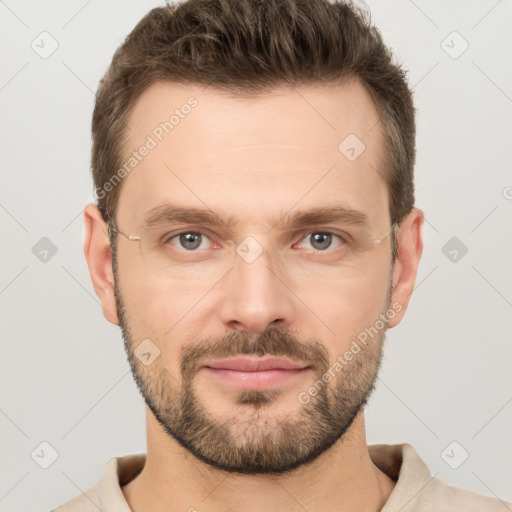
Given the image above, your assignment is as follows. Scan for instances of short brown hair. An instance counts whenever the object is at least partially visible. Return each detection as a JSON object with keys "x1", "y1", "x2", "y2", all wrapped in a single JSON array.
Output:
[{"x1": 92, "y1": 0, "x2": 415, "y2": 260}]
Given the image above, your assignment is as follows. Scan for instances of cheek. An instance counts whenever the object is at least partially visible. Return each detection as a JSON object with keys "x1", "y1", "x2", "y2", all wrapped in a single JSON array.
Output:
[
  {"x1": 293, "y1": 269, "x2": 388, "y2": 343},
  {"x1": 116, "y1": 261, "x2": 172, "y2": 340},
  {"x1": 117, "y1": 266, "x2": 205, "y2": 369}
]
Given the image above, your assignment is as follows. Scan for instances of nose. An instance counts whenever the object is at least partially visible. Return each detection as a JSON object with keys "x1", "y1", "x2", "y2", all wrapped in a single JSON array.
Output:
[{"x1": 218, "y1": 238, "x2": 295, "y2": 333}]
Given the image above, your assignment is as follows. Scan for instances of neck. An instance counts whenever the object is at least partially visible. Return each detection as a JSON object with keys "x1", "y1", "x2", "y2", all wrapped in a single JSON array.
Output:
[{"x1": 122, "y1": 409, "x2": 396, "y2": 512}]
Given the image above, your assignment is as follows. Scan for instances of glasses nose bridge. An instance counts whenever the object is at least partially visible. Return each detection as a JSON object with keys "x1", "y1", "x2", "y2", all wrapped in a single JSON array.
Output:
[
  {"x1": 227, "y1": 237, "x2": 291, "y2": 301},
  {"x1": 232, "y1": 231, "x2": 285, "y2": 266},
  {"x1": 230, "y1": 235, "x2": 300, "y2": 295}
]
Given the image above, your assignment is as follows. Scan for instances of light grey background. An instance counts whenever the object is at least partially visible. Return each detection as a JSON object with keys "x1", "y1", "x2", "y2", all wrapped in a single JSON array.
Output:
[{"x1": 1, "y1": 0, "x2": 511, "y2": 510}]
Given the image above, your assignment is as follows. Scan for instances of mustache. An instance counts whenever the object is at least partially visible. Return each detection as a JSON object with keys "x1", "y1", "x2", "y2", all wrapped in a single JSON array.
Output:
[{"x1": 180, "y1": 326, "x2": 330, "y2": 378}]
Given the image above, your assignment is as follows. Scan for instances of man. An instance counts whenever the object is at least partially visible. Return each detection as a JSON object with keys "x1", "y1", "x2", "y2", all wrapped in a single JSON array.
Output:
[{"x1": 53, "y1": 0, "x2": 510, "y2": 510}]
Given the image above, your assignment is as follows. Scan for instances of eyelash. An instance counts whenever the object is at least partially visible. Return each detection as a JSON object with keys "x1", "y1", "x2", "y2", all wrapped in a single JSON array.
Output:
[{"x1": 163, "y1": 230, "x2": 349, "y2": 253}]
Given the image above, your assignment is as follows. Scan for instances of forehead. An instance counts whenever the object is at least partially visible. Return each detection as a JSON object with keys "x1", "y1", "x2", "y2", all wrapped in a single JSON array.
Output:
[{"x1": 117, "y1": 80, "x2": 389, "y2": 230}]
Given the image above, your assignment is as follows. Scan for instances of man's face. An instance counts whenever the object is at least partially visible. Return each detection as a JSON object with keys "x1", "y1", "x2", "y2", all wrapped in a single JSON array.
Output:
[{"x1": 112, "y1": 80, "x2": 397, "y2": 474}]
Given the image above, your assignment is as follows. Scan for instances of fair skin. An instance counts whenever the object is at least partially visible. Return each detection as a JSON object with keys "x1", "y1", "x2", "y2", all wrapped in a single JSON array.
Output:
[{"x1": 84, "y1": 80, "x2": 423, "y2": 511}]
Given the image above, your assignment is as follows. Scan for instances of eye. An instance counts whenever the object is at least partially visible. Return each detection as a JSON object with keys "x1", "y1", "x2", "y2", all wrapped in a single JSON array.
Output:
[
  {"x1": 167, "y1": 231, "x2": 213, "y2": 251},
  {"x1": 295, "y1": 231, "x2": 347, "y2": 252},
  {"x1": 163, "y1": 230, "x2": 348, "y2": 253}
]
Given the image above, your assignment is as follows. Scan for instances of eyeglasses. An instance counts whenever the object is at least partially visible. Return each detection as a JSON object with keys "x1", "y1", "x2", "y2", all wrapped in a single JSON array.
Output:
[{"x1": 107, "y1": 219, "x2": 400, "y2": 280}]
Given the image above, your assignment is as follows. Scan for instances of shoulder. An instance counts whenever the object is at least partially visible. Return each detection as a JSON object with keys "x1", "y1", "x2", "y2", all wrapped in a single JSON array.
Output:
[
  {"x1": 50, "y1": 453, "x2": 145, "y2": 512},
  {"x1": 50, "y1": 488, "x2": 102, "y2": 512},
  {"x1": 369, "y1": 443, "x2": 511, "y2": 512},
  {"x1": 421, "y1": 476, "x2": 512, "y2": 511}
]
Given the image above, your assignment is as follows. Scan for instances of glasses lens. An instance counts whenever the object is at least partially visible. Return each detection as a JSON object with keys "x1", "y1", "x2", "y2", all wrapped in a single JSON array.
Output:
[
  {"x1": 135, "y1": 225, "x2": 238, "y2": 281},
  {"x1": 116, "y1": 222, "x2": 397, "y2": 281}
]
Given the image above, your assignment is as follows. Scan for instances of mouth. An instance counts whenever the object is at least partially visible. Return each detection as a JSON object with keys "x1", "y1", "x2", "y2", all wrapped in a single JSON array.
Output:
[{"x1": 200, "y1": 356, "x2": 312, "y2": 390}]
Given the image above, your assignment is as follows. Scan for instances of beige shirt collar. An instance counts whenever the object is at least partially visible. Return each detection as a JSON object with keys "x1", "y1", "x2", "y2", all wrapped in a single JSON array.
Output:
[
  {"x1": 54, "y1": 443, "x2": 509, "y2": 511},
  {"x1": 97, "y1": 443, "x2": 427, "y2": 510}
]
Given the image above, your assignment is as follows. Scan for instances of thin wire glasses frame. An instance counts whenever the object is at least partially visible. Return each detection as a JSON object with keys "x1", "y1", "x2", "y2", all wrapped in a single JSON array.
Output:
[{"x1": 107, "y1": 221, "x2": 401, "y2": 248}]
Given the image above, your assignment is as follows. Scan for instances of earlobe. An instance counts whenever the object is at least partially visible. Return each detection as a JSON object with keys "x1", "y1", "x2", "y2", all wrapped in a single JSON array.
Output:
[
  {"x1": 83, "y1": 203, "x2": 120, "y2": 326},
  {"x1": 387, "y1": 208, "x2": 424, "y2": 329}
]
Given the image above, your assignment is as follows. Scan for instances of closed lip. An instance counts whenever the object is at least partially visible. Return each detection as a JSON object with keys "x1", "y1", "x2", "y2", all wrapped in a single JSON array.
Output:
[{"x1": 202, "y1": 357, "x2": 309, "y2": 372}]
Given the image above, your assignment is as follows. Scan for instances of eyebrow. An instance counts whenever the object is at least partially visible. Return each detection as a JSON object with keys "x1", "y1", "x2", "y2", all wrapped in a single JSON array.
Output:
[{"x1": 142, "y1": 203, "x2": 371, "y2": 232}]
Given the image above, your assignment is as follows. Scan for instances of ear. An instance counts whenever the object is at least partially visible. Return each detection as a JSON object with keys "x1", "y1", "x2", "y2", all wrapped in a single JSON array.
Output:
[
  {"x1": 83, "y1": 203, "x2": 119, "y2": 325},
  {"x1": 387, "y1": 207, "x2": 424, "y2": 328}
]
